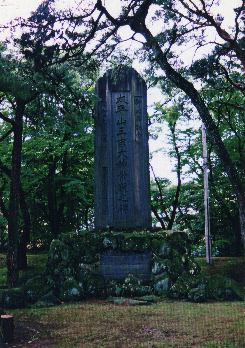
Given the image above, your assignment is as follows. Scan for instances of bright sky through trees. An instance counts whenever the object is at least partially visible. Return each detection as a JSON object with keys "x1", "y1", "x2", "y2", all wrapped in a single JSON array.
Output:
[{"x1": 0, "y1": 0, "x2": 241, "y2": 181}]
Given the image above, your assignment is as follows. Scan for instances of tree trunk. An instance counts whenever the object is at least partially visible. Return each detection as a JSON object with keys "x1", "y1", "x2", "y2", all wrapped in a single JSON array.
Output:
[
  {"x1": 167, "y1": 122, "x2": 182, "y2": 230},
  {"x1": 0, "y1": 162, "x2": 31, "y2": 268},
  {"x1": 57, "y1": 150, "x2": 69, "y2": 234},
  {"x1": 47, "y1": 160, "x2": 59, "y2": 238},
  {"x1": 7, "y1": 99, "x2": 25, "y2": 287},
  {"x1": 1, "y1": 314, "x2": 14, "y2": 343},
  {"x1": 17, "y1": 188, "x2": 31, "y2": 270},
  {"x1": 0, "y1": 191, "x2": 8, "y2": 253},
  {"x1": 237, "y1": 194, "x2": 245, "y2": 253},
  {"x1": 133, "y1": 23, "x2": 245, "y2": 251}
]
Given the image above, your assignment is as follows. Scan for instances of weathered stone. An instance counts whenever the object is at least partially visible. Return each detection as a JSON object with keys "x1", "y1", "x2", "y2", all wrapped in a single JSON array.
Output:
[
  {"x1": 154, "y1": 277, "x2": 170, "y2": 295},
  {"x1": 107, "y1": 297, "x2": 150, "y2": 306},
  {"x1": 100, "y1": 250, "x2": 152, "y2": 281},
  {"x1": 134, "y1": 295, "x2": 160, "y2": 303},
  {"x1": 95, "y1": 67, "x2": 151, "y2": 230}
]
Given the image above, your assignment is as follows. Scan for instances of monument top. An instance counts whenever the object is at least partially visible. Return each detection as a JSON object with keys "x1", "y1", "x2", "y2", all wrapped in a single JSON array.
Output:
[
  {"x1": 95, "y1": 66, "x2": 151, "y2": 230},
  {"x1": 98, "y1": 66, "x2": 146, "y2": 90}
]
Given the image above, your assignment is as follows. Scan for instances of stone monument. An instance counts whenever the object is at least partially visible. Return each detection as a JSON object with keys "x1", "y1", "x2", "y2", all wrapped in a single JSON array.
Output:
[
  {"x1": 95, "y1": 67, "x2": 151, "y2": 230},
  {"x1": 95, "y1": 67, "x2": 152, "y2": 281}
]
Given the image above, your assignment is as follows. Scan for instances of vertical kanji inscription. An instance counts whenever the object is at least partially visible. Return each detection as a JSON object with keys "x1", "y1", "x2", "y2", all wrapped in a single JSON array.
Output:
[
  {"x1": 113, "y1": 93, "x2": 129, "y2": 220},
  {"x1": 95, "y1": 67, "x2": 151, "y2": 229}
]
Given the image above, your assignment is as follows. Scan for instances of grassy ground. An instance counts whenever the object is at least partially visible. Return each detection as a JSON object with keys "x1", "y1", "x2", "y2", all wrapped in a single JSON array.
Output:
[
  {"x1": 11, "y1": 300, "x2": 245, "y2": 347},
  {"x1": 0, "y1": 255, "x2": 244, "y2": 347},
  {"x1": 0, "y1": 253, "x2": 48, "y2": 286}
]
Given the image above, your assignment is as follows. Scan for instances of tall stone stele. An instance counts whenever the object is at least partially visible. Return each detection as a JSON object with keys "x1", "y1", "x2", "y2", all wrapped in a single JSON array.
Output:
[{"x1": 95, "y1": 67, "x2": 151, "y2": 230}]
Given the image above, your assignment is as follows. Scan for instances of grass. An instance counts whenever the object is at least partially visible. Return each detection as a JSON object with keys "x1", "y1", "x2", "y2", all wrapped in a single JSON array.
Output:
[
  {"x1": 11, "y1": 300, "x2": 245, "y2": 347},
  {"x1": 0, "y1": 254, "x2": 244, "y2": 347},
  {"x1": 196, "y1": 257, "x2": 245, "y2": 286},
  {"x1": 0, "y1": 253, "x2": 48, "y2": 286}
]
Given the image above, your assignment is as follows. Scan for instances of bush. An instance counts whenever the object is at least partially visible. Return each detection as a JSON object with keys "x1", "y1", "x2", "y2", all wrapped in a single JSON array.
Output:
[
  {"x1": 191, "y1": 239, "x2": 231, "y2": 257},
  {"x1": 188, "y1": 285, "x2": 207, "y2": 302},
  {"x1": 60, "y1": 278, "x2": 84, "y2": 302},
  {"x1": 205, "y1": 275, "x2": 244, "y2": 301},
  {"x1": 24, "y1": 276, "x2": 51, "y2": 303},
  {"x1": 79, "y1": 271, "x2": 106, "y2": 297},
  {"x1": 2, "y1": 288, "x2": 26, "y2": 309},
  {"x1": 34, "y1": 291, "x2": 62, "y2": 307},
  {"x1": 169, "y1": 274, "x2": 244, "y2": 302},
  {"x1": 168, "y1": 274, "x2": 195, "y2": 299},
  {"x1": 106, "y1": 274, "x2": 152, "y2": 298},
  {"x1": 46, "y1": 230, "x2": 200, "y2": 301}
]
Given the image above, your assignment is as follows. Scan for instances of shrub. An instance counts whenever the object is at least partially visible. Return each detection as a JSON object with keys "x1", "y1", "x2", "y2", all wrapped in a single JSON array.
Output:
[
  {"x1": 34, "y1": 291, "x2": 62, "y2": 307},
  {"x1": 46, "y1": 230, "x2": 200, "y2": 301},
  {"x1": 169, "y1": 274, "x2": 244, "y2": 302},
  {"x1": 2, "y1": 288, "x2": 26, "y2": 309},
  {"x1": 168, "y1": 274, "x2": 195, "y2": 299},
  {"x1": 79, "y1": 271, "x2": 106, "y2": 297},
  {"x1": 106, "y1": 275, "x2": 152, "y2": 298},
  {"x1": 24, "y1": 276, "x2": 51, "y2": 303},
  {"x1": 60, "y1": 278, "x2": 84, "y2": 302}
]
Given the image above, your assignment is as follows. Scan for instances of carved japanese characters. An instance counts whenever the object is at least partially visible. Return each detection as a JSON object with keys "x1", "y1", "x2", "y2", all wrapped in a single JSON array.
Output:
[{"x1": 95, "y1": 67, "x2": 151, "y2": 230}]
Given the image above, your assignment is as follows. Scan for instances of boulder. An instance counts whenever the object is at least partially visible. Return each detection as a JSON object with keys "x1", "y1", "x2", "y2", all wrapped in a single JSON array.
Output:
[
  {"x1": 154, "y1": 277, "x2": 170, "y2": 295},
  {"x1": 35, "y1": 291, "x2": 62, "y2": 307}
]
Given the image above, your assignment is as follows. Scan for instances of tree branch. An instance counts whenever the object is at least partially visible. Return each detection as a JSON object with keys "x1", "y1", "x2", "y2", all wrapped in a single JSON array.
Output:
[
  {"x1": 0, "y1": 128, "x2": 13, "y2": 142},
  {"x1": 0, "y1": 112, "x2": 15, "y2": 126}
]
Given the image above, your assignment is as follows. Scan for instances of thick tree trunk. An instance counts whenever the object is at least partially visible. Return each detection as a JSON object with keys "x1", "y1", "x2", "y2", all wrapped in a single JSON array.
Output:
[
  {"x1": 7, "y1": 100, "x2": 25, "y2": 287},
  {"x1": 237, "y1": 194, "x2": 245, "y2": 253},
  {"x1": 133, "y1": 24, "x2": 245, "y2": 251},
  {"x1": 0, "y1": 191, "x2": 8, "y2": 253},
  {"x1": 0, "y1": 162, "x2": 31, "y2": 267},
  {"x1": 98, "y1": 0, "x2": 245, "y2": 249}
]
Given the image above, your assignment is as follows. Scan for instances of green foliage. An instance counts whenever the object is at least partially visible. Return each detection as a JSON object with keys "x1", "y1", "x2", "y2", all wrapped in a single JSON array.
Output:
[
  {"x1": 168, "y1": 273, "x2": 195, "y2": 299},
  {"x1": 107, "y1": 274, "x2": 152, "y2": 298},
  {"x1": 0, "y1": 41, "x2": 97, "y2": 251},
  {"x1": 60, "y1": 278, "x2": 84, "y2": 302},
  {"x1": 1, "y1": 287, "x2": 26, "y2": 309},
  {"x1": 23, "y1": 275, "x2": 51, "y2": 303},
  {"x1": 78, "y1": 268, "x2": 105, "y2": 297},
  {"x1": 169, "y1": 274, "x2": 244, "y2": 302},
  {"x1": 46, "y1": 230, "x2": 200, "y2": 301},
  {"x1": 192, "y1": 239, "x2": 232, "y2": 257}
]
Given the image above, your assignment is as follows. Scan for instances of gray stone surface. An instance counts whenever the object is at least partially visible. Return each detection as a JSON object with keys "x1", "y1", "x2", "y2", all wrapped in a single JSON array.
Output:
[{"x1": 95, "y1": 67, "x2": 151, "y2": 229}]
